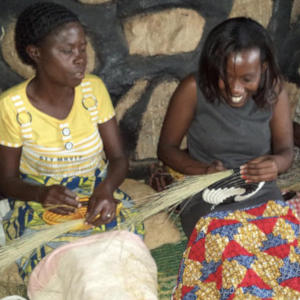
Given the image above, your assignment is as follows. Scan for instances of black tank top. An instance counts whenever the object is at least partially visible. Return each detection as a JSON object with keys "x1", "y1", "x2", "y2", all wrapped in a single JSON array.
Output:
[
  {"x1": 187, "y1": 76, "x2": 272, "y2": 169},
  {"x1": 185, "y1": 74, "x2": 282, "y2": 212}
]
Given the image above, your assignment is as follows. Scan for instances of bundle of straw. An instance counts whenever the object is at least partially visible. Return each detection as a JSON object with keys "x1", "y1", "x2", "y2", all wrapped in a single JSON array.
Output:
[
  {"x1": 121, "y1": 169, "x2": 234, "y2": 228},
  {"x1": 0, "y1": 169, "x2": 233, "y2": 273},
  {"x1": 0, "y1": 219, "x2": 84, "y2": 274}
]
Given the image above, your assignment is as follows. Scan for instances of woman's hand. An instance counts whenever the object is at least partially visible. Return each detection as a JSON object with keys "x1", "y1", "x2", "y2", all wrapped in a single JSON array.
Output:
[
  {"x1": 85, "y1": 185, "x2": 117, "y2": 226},
  {"x1": 38, "y1": 185, "x2": 80, "y2": 215},
  {"x1": 240, "y1": 155, "x2": 279, "y2": 183},
  {"x1": 83, "y1": 117, "x2": 127, "y2": 226},
  {"x1": 206, "y1": 160, "x2": 226, "y2": 174}
]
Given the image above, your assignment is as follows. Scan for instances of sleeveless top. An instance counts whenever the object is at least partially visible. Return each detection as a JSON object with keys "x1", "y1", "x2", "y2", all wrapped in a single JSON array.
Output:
[
  {"x1": 187, "y1": 76, "x2": 272, "y2": 169},
  {"x1": 181, "y1": 75, "x2": 282, "y2": 237},
  {"x1": 185, "y1": 74, "x2": 282, "y2": 210}
]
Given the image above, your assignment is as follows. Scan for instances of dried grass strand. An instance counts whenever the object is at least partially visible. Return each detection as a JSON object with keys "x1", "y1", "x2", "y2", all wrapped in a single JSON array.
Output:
[
  {"x1": 121, "y1": 169, "x2": 233, "y2": 228},
  {"x1": 0, "y1": 219, "x2": 84, "y2": 274}
]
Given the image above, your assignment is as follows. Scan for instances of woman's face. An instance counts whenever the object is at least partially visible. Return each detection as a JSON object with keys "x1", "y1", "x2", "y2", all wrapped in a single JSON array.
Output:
[
  {"x1": 218, "y1": 48, "x2": 264, "y2": 108},
  {"x1": 33, "y1": 21, "x2": 87, "y2": 88}
]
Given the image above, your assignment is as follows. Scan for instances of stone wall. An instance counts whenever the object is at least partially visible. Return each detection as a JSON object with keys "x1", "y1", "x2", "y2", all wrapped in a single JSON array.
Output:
[{"x1": 1, "y1": 0, "x2": 300, "y2": 170}]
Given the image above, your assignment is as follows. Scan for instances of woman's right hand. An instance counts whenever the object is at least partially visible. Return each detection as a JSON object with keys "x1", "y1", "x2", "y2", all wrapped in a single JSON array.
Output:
[{"x1": 38, "y1": 185, "x2": 80, "y2": 215}]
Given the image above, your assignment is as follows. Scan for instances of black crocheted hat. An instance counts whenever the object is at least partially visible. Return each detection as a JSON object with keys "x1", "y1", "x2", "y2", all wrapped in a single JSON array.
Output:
[{"x1": 15, "y1": 1, "x2": 80, "y2": 66}]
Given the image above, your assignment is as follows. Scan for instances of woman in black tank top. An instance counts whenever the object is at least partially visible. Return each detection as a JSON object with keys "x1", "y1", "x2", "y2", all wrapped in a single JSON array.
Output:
[
  {"x1": 158, "y1": 18, "x2": 300, "y2": 300},
  {"x1": 157, "y1": 17, "x2": 293, "y2": 238}
]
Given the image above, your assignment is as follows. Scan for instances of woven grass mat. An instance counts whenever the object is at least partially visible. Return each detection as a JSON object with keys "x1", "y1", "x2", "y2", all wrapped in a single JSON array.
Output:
[
  {"x1": 151, "y1": 239, "x2": 187, "y2": 299},
  {"x1": 151, "y1": 215, "x2": 187, "y2": 300}
]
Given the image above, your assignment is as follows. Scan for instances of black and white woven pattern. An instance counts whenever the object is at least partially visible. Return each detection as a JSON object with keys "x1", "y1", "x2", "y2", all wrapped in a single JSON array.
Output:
[{"x1": 202, "y1": 169, "x2": 265, "y2": 206}]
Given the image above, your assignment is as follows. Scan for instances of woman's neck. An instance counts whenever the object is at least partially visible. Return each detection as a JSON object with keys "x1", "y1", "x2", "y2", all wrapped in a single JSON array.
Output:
[{"x1": 26, "y1": 76, "x2": 75, "y2": 120}]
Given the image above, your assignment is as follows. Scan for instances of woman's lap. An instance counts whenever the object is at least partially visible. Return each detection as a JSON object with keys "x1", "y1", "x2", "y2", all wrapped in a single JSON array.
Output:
[
  {"x1": 173, "y1": 200, "x2": 300, "y2": 299},
  {"x1": 180, "y1": 181, "x2": 283, "y2": 238},
  {"x1": 3, "y1": 171, "x2": 144, "y2": 280}
]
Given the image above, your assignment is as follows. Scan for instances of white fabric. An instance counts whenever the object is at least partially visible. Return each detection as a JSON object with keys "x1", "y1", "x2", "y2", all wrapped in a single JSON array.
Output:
[
  {"x1": 0, "y1": 199, "x2": 10, "y2": 246},
  {"x1": 28, "y1": 230, "x2": 158, "y2": 300}
]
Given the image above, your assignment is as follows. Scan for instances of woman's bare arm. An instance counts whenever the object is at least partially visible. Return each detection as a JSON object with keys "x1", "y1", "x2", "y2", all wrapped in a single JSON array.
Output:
[
  {"x1": 0, "y1": 145, "x2": 79, "y2": 214},
  {"x1": 157, "y1": 74, "x2": 225, "y2": 175}
]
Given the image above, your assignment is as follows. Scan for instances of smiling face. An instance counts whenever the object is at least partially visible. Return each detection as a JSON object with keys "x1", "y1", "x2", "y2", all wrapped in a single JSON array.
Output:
[
  {"x1": 218, "y1": 48, "x2": 265, "y2": 108},
  {"x1": 31, "y1": 21, "x2": 87, "y2": 88}
]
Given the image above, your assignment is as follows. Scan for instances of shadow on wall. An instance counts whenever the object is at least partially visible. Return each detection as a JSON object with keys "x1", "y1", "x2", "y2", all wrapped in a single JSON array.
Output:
[{"x1": 0, "y1": 0, "x2": 300, "y2": 165}]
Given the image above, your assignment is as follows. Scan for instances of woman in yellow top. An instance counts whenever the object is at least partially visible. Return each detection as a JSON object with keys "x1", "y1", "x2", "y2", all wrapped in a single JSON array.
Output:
[{"x1": 0, "y1": 1, "x2": 143, "y2": 280}]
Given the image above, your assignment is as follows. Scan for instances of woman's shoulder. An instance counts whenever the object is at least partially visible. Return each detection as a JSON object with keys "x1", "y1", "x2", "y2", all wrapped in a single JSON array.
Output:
[
  {"x1": 174, "y1": 73, "x2": 198, "y2": 103},
  {"x1": 181, "y1": 73, "x2": 197, "y2": 89},
  {"x1": 0, "y1": 80, "x2": 28, "y2": 107},
  {"x1": 81, "y1": 74, "x2": 106, "y2": 89}
]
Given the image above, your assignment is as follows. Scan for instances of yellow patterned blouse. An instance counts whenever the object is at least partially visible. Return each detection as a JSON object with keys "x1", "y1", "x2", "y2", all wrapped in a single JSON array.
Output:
[{"x1": 0, "y1": 74, "x2": 115, "y2": 178}]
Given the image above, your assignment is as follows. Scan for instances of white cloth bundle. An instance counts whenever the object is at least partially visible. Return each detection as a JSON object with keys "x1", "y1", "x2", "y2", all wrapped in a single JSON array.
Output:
[
  {"x1": 27, "y1": 230, "x2": 158, "y2": 300},
  {"x1": 0, "y1": 199, "x2": 10, "y2": 246}
]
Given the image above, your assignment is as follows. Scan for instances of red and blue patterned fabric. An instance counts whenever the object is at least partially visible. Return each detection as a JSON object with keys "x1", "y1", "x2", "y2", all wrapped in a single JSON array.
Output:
[{"x1": 173, "y1": 200, "x2": 300, "y2": 299}]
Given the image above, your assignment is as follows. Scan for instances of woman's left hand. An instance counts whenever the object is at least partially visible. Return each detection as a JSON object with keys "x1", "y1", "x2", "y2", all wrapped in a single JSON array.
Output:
[
  {"x1": 240, "y1": 155, "x2": 279, "y2": 183},
  {"x1": 85, "y1": 185, "x2": 117, "y2": 226}
]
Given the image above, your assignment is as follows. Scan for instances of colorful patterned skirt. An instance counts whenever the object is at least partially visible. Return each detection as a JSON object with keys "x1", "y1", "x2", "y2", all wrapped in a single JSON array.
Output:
[
  {"x1": 3, "y1": 169, "x2": 144, "y2": 281},
  {"x1": 172, "y1": 200, "x2": 300, "y2": 299}
]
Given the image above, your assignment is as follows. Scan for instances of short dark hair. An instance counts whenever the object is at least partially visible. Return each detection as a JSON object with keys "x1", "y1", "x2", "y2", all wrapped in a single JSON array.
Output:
[
  {"x1": 15, "y1": 1, "x2": 80, "y2": 66},
  {"x1": 198, "y1": 17, "x2": 282, "y2": 108}
]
